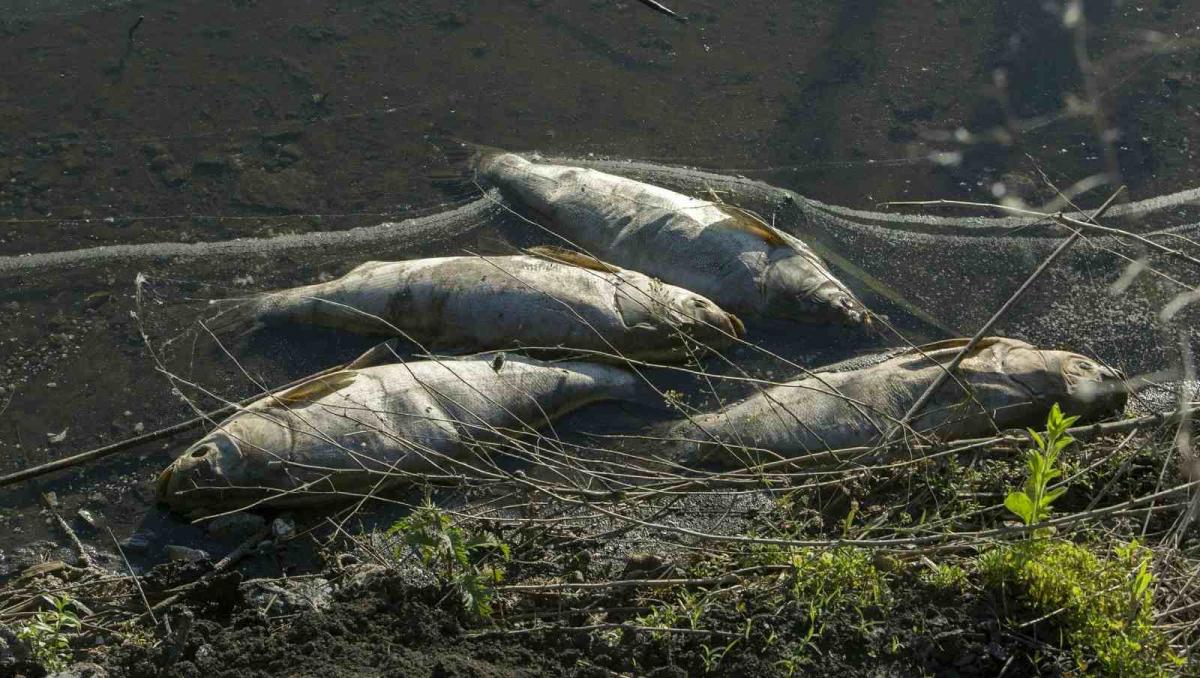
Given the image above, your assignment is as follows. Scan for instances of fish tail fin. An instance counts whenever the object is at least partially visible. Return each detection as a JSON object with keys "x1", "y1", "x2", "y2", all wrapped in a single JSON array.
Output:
[
  {"x1": 200, "y1": 295, "x2": 270, "y2": 338},
  {"x1": 425, "y1": 135, "x2": 509, "y2": 193}
]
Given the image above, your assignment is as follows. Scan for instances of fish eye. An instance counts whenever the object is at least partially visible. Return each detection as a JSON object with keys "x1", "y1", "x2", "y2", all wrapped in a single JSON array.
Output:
[
  {"x1": 691, "y1": 299, "x2": 709, "y2": 308},
  {"x1": 189, "y1": 444, "x2": 214, "y2": 459},
  {"x1": 1076, "y1": 360, "x2": 1096, "y2": 371}
]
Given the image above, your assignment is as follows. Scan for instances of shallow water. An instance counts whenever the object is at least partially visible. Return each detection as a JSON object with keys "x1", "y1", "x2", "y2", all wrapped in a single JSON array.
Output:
[{"x1": 1, "y1": 0, "x2": 1199, "y2": 574}]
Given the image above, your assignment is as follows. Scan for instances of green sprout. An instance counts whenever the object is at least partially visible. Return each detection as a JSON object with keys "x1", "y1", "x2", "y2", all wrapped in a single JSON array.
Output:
[
  {"x1": 1004, "y1": 403, "x2": 1078, "y2": 530},
  {"x1": 17, "y1": 594, "x2": 81, "y2": 672}
]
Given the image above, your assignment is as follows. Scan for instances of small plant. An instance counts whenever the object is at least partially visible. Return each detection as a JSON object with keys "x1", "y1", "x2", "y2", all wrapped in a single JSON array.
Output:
[
  {"x1": 636, "y1": 588, "x2": 711, "y2": 641},
  {"x1": 1004, "y1": 403, "x2": 1078, "y2": 529},
  {"x1": 699, "y1": 638, "x2": 739, "y2": 673},
  {"x1": 924, "y1": 562, "x2": 968, "y2": 592},
  {"x1": 1122, "y1": 542, "x2": 1154, "y2": 621},
  {"x1": 388, "y1": 500, "x2": 510, "y2": 618},
  {"x1": 979, "y1": 539, "x2": 1180, "y2": 675},
  {"x1": 17, "y1": 594, "x2": 81, "y2": 672}
]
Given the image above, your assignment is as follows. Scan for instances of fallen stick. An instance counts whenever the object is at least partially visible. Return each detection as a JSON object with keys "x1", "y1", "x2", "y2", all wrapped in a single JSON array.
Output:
[
  {"x1": 42, "y1": 492, "x2": 96, "y2": 570},
  {"x1": 469, "y1": 622, "x2": 737, "y2": 639},
  {"x1": 634, "y1": 0, "x2": 686, "y2": 22},
  {"x1": 108, "y1": 527, "x2": 156, "y2": 626},
  {"x1": 497, "y1": 565, "x2": 787, "y2": 593}
]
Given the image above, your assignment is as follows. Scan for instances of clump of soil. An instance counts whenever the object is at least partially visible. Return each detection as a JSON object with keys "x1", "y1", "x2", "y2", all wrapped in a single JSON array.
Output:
[
  {"x1": 98, "y1": 568, "x2": 1004, "y2": 678},
  {"x1": 107, "y1": 578, "x2": 553, "y2": 678}
]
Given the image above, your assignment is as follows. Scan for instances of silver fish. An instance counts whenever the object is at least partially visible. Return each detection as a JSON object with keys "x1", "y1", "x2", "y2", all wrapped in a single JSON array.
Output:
[
  {"x1": 157, "y1": 355, "x2": 639, "y2": 512},
  {"x1": 475, "y1": 151, "x2": 869, "y2": 325},
  {"x1": 675, "y1": 337, "x2": 1126, "y2": 465},
  {"x1": 211, "y1": 249, "x2": 743, "y2": 362}
]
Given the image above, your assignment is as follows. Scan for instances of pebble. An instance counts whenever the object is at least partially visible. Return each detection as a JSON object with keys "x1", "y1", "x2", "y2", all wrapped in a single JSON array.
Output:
[
  {"x1": 76, "y1": 509, "x2": 104, "y2": 531},
  {"x1": 133, "y1": 422, "x2": 145, "y2": 434},
  {"x1": 195, "y1": 644, "x2": 215, "y2": 663},
  {"x1": 272, "y1": 515, "x2": 296, "y2": 541},
  {"x1": 165, "y1": 545, "x2": 210, "y2": 563},
  {"x1": 119, "y1": 531, "x2": 153, "y2": 553}
]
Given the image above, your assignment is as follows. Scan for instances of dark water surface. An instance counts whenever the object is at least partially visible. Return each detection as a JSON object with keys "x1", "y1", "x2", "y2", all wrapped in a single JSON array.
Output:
[{"x1": 1, "y1": 0, "x2": 1199, "y2": 572}]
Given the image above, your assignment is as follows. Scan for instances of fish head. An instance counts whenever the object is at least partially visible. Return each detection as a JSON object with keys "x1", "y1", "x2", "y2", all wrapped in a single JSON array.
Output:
[
  {"x1": 1003, "y1": 346, "x2": 1127, "y2": 421},
  {"x1": 620, "y1": 281, "x2": 746, "y2": 350},
  {"x1": 156, "y1": 411, "x2": 296, "y2": 513},
  {"x1": 762, "y1": 253, "x2": 870, "y2": 327}
]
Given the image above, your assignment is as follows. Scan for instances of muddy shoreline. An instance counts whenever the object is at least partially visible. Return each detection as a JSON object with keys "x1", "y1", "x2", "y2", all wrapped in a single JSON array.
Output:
[{"x1": 2, "y1": 0, "x2": 1200, "y2": 675}]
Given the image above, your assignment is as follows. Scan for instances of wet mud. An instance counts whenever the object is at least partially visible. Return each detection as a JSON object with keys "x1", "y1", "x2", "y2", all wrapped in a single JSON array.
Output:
[{"x1": 1, "y1": 0, "x2": 1200, "y2": 675}]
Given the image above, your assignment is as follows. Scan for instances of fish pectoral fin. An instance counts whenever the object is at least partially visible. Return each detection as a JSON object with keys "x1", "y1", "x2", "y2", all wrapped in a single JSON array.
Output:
[
  {"x1": 526, "y1": 246, "x2": 621, "y2": 273},
  {"x1": 272, "y1": 371, "x2": 358, "y2": 406}
]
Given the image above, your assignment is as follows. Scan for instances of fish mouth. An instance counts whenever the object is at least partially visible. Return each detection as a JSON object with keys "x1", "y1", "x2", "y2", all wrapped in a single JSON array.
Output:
[
  {"x1": 831, "y1": 295, "x2": 870, "y2": 327},
  {"x1": 727, "y1": 312, "x2": 746, "y2": 339}
]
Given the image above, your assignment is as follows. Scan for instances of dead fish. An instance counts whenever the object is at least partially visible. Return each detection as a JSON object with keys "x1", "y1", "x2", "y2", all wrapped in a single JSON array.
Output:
[
  {"x1": 674, "y1": 337, "x2": 1126, "y2": 465},
  {"x1": 157, "y1": 355, "x2": 641, "y2": 512},
  {"x1": 469, "y1": 149, "x2": 869, "y2": 326},
  {"x1": 209, "y1": 249, "x2": 743, "y2": 362}
]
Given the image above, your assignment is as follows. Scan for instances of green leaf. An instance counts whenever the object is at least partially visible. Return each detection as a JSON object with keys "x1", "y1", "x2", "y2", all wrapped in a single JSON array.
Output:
[
  {"x1": 1027, "y1": 429, "x2": 1046, "y2": 451},
  {"x1": 1042, "y1": 486, "x2": 1067, "y2": 505},
  {"x1": 1005, "y1": 492, "x2": 1035, "y2": 524}
]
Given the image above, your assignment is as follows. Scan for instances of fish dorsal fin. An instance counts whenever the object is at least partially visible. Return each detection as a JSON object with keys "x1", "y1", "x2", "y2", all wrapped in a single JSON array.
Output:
[
  {"x1": 902, "y1": 337, "x2": 1019, "y2": 360},
  {"x1": 271, "y1": 371, "x2": 357, "y2": 406},
  {"x1": 718, "y1": 206, "x2": 788, "y2": 247},
  {"x1": 346, "y1": 339, "x2": 403, "y2": 369},
  {"x1": 527, "y1": 246, "x2": 621, "y2": 273}
]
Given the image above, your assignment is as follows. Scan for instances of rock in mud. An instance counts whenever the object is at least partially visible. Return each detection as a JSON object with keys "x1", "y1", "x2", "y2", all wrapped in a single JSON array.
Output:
[
  {"x1": 119, "y1": 531, "x2": 154, "y2": 554},
  {"x1": 75, "y1": 508, "x2": 104, "y2": 532},
  {"x1": 271, "y1": 515, "x2": 296, "y2": 541},
  {"x1": 165, "y1": 545, "x2": 210, "y2": 563}
]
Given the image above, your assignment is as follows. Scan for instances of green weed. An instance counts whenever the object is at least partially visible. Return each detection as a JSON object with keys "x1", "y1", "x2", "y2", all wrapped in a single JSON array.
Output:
[
  {"x1": 388, "y1": 500, "x2": 510, "y2": 618},
  {"x1": 923, "y1": 562, "x2": 968, "y2": 593},
  {"x1": 979, "y1": 539, "x2": 1180, "y2": 676},
  {"x1": 1004, "y1": 403, "x2": 1077, "y2": 530},
  {"x1": 17, "y1": 594, "x2": 81, "y2": 672}
]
